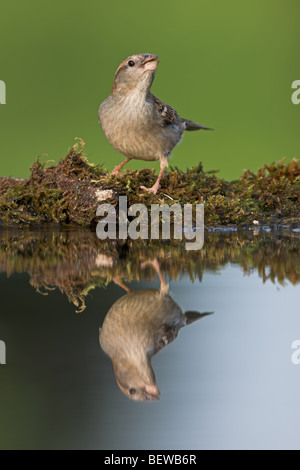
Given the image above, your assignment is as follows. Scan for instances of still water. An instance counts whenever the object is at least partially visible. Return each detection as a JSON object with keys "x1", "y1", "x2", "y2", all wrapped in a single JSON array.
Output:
[{"x1": 0, "y1": 227, "x2": 299, "y2": 450}]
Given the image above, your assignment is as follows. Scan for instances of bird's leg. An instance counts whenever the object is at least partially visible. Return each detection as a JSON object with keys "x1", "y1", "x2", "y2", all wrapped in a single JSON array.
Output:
[
  {"x1": 111, "y1": 157, "x2": 131, "y2": 176},
  {"x1": 140, "y1": 156, "x2": 168, "y2": 195},
  {"x1": 113, "y1": 277, "x2": 133, "y2": 293},
  {"x1": 140, "y1": 258, "x2": 169, "y2": 295}
]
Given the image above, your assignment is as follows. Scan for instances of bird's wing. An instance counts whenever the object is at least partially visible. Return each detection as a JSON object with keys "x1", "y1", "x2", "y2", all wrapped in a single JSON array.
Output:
[
  {"x1": 154, "y1": 325, "x2": 179, "y2": 354},
  {"x1": 151, "y1": 94, "x2": 178, "y2": 126}
]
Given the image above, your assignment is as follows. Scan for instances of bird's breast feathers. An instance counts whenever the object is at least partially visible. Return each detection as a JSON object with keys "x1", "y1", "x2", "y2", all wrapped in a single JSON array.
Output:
[{"x1": 99, "y1": 92, "x2": 183, "y2": 160}]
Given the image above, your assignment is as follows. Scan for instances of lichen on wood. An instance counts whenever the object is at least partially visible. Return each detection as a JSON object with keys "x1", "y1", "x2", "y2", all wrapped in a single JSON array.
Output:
[{"x1": 0, "y1": 138, "x2": 299, "y2": 227}]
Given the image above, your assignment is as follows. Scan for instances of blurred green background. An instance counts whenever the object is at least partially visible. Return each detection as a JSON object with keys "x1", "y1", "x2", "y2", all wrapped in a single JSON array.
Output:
[{"x1": 0, "y1": 0, "x2": 299, "y2": 179}]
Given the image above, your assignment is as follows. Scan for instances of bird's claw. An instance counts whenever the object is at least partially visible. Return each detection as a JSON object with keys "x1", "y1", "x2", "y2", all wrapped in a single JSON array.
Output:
[{"x1": 140, "y1": 184, "x2": 160, "y2": 195}]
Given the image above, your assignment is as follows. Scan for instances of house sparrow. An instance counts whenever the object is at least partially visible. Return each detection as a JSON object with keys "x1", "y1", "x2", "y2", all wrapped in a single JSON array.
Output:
[
  {"x1": 99, "y1": 53, "x2": 212, "y2": 194},
  {"x1": 99, "y1": 259, "x2": 212, "y2": 401}
]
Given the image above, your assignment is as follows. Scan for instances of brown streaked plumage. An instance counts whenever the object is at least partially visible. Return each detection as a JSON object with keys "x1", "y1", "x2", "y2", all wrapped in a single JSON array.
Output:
[{"x1": 99, "y1": 53, "x2": 212, "y2": 194}]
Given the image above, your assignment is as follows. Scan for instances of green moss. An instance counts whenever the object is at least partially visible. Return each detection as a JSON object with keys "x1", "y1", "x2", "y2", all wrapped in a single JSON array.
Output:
[{"x1": 0, "y1": 138, "x2": 299, "y2": 227}]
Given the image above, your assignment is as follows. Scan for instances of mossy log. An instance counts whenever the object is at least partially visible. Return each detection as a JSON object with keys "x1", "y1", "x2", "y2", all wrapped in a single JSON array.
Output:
[{"x1": 0, "y1": 139, "x2": 299, "y2": 227}]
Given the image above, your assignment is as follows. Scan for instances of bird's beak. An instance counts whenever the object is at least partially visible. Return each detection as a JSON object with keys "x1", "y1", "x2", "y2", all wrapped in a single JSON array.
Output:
[
  {"x1": 141, "y1": 54, "x2": 159, "y2": 65},
  {"x1": 140, "y1": 54, "x2": 159, "y2": 71},
  {"x1": 143, "y1": 383, "x2": 160, "y2": 401}
]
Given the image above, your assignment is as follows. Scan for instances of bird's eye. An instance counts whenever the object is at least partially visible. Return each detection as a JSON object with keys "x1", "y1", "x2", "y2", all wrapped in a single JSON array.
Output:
[
  {"x1": 128, "y1": 60, "x2": 135, "y2": 67},
  {"x1": 129, "y1": 388, "x2": 136, "y2": 395}
]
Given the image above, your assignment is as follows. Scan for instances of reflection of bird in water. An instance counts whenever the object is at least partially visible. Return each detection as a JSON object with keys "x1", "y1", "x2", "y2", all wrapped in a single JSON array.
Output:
[{"x1": 99, "y1": 259, "x2": 212, "y2": 401}]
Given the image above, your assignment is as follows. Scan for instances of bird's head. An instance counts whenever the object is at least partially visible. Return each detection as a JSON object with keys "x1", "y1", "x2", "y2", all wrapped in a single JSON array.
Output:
[
  {"x1": 111, "y1": 53, "x2": 159, "y2": 94},
  {"x1": 113, "y1": 359, "x2": 160, "y2": 402}
]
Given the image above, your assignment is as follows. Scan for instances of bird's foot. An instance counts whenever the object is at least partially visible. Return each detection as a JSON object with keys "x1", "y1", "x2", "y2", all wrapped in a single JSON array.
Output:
[
  {"x1": 111, "y1": 168, "x2": 120, "y2": 176},
  {"x1": 141, "y1": 258, "x2": 169, "y2": 295},
  {"x1": 140, "y1": 183, "x2": 160, "y2": 195}
]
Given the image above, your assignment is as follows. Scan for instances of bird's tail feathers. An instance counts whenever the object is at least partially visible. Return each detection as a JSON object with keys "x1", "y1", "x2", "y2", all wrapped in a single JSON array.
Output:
[
  {"x1": 184, "y1": 311, "x2": 214, "y2": 326},
  {"x1": 184, "y1": 119, "x2": 213, "y2": 131}
]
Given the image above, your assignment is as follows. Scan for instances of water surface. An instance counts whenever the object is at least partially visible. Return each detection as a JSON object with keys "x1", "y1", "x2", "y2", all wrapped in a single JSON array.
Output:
[{"x1": 0, "y1": 227, "x2": 299, "y2": 449}]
